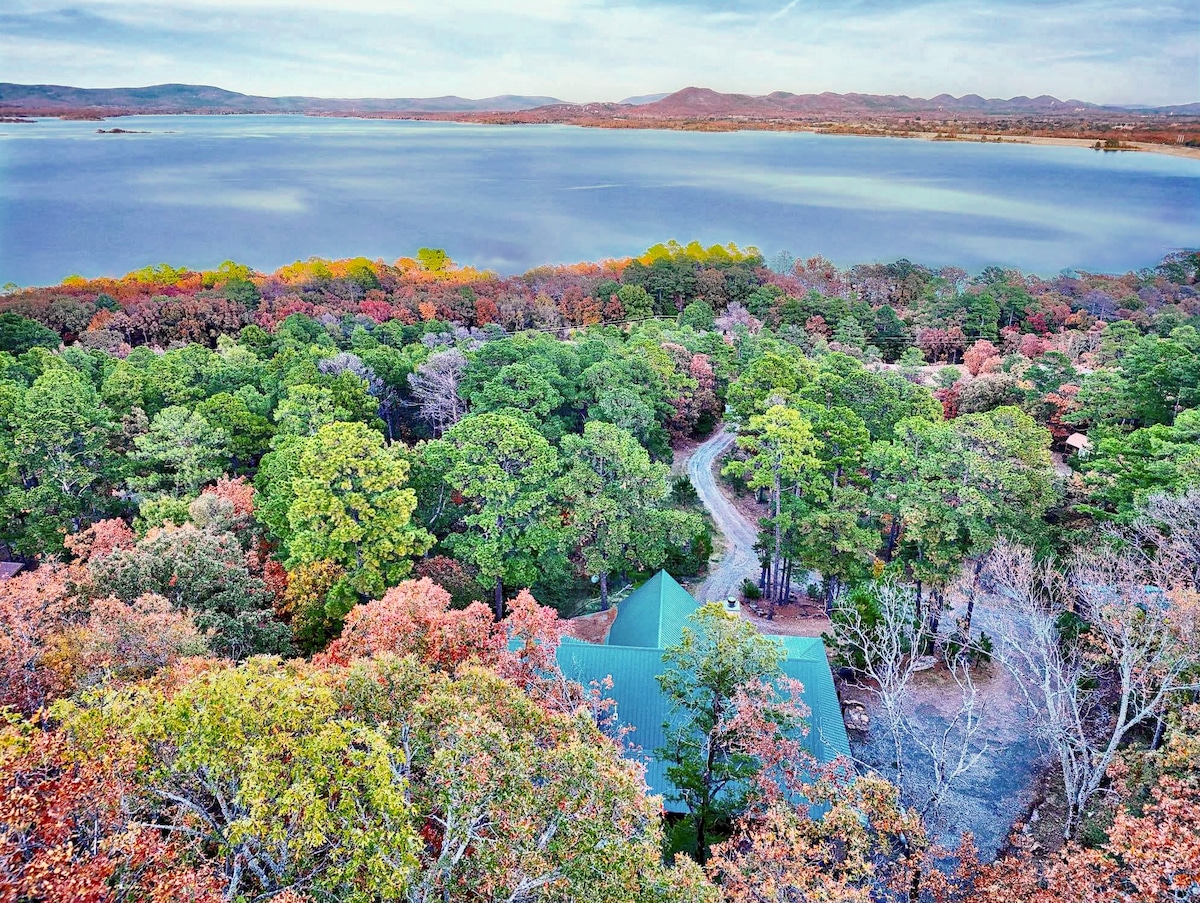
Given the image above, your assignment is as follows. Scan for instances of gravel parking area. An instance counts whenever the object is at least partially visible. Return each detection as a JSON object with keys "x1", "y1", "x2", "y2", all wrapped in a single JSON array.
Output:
[{"x1": 843, "y1": 593, "x2": 1046, "y2": 858}]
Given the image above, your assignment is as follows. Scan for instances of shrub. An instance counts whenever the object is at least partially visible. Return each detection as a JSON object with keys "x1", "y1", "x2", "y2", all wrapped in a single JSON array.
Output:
[{"x1": 671, "y1": 474, "x2": 699, "y2": 505}]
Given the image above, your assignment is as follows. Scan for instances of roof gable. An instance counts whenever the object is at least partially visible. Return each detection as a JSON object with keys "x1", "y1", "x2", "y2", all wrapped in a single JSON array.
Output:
[{"x1": 607, "y1": 570, "x2": 700, "y2": 649}]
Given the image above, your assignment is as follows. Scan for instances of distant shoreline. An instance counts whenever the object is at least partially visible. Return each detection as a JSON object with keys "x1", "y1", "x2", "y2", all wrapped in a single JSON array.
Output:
[
  {"x1": 896, "y1": 130, "x2": 1200, "y2": 160},
  {"x1": 5, "y1": 110, "x2": 1199, "y2": 161}
]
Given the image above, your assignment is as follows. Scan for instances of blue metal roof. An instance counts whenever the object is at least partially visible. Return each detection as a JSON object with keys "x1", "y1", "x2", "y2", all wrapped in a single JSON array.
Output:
[
  {"x1": 607, "y1": 569, "x2": 700, "y2": 649},
  {"x1": 557, "y1": 571, "x2": 850, "y2": 812}
]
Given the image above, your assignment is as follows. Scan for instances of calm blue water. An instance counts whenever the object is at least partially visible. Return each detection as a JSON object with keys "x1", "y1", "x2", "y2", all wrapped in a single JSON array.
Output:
[{"x1": 1, "y1": 115, "x2": 1197, "y2": 286}]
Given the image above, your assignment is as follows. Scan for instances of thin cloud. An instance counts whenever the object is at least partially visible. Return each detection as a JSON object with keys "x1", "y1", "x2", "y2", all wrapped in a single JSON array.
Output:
[
  {"x1": 769, "y1": 0, "x2": 800, "y2": 20},
  {"x1": 1, "y1": 0, "x2": 1196, "y2": 104}
]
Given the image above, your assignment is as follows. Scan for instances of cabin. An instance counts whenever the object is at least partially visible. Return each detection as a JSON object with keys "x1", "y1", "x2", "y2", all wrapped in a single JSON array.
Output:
[
  {"x1": 1065, "y1": 432, "x2": 1092, "y2": 456},
  {"x1": 556, "y1": 570, "x2": 850, "y2": 811}
]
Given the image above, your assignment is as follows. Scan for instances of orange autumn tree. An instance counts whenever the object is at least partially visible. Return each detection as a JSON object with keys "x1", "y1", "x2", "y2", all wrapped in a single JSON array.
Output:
[
  {"x1": 63, "y1": 517, "x2": 135, "y2": 563},
  {"x1": 708, "y1": 770, "x2": 943, "y2": 903},
  {"x1": 0, "y1": 724, "x2": 223, "y2": 903},
  {"x1": 316, "y1": 576, "x2": 499, "y2": 671},
  {"x1": 0, "y1": 566, "x2": 81, "y2": 714},
  {"x1": 314, "y1": 577, "x2": 601, "y2": 719},
  {"x1": 45, "y1": 594, "x2": 207, "y2": 693}
]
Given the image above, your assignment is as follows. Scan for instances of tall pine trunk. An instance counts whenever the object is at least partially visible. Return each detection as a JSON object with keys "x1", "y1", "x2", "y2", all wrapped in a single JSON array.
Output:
[
  {"x1": 494, "y1": 576, "x2": 505, "y2": 620},
  {"x1": 600, "y1": 572, "x2": 610, "y2": 611},
  {"x1": 769, "y1": 466, "x2": 783, "y2": 619},
  {"x1": 927, "y1": 588, "x2": 943, "y2": 641},
  {"x1": 963, "y1": 557, "x2": 986, "y2": 634},
  {"x1": 883, "y1": 517, "x2": 901, "y2": 563}
]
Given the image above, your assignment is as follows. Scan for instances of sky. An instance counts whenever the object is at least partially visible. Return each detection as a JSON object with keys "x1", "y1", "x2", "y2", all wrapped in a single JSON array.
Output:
[{"x1": 1, "y1": 0, "x2": 1197, "y2": 106}]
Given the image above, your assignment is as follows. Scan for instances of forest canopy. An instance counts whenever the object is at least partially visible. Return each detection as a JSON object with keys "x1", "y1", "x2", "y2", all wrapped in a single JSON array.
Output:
[{"x1": 1, "y1": 243, "x2": 1198, "y2": 902}]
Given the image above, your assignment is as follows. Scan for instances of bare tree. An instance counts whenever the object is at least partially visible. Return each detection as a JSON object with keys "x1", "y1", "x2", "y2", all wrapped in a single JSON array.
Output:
[
  {"x1": 832, "y1": 583, "x2": 922, "y2": 791},
  {"x1": 318, "y1": 351, "x2": 383, "y2": 395},
  {"x1": 909, "y1": 663, "x2": 990, "y2": 826},
  {"x1": 320, "y1": 351, "x2": 398, "y2": 437},
  {"x1": 1123, "y1": 489, "x2": 1200, "y2": 589},
  {"x1": 714, "y1": 302, "x2": 762, "y2": 337},
  {"x1": 987, "y1": 539, "x2": 1200, "y2": 838},
  {"x1": 830, "y1": 582, "x2": 990, "y2": 828},
  {"x1": 407, "y1": 348, "x2": 467, "y2": 436}
]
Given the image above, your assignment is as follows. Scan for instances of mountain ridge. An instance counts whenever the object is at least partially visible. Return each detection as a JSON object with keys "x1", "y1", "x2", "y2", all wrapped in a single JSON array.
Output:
[
  {"x1": 0, "y1": 83, "x2": 566, "y2": 113},
  {"x1": 601, "y1": 86, "x2": 1199, "y2": 117},
  {"x1": 2, "y1": 83, "x2": 1196, "y2": 117}
]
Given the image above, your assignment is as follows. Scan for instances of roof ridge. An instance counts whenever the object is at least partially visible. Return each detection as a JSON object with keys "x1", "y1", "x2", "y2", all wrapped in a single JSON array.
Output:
[{"x1": 655, "y1": 570, "x2": 669, "y2": 646}]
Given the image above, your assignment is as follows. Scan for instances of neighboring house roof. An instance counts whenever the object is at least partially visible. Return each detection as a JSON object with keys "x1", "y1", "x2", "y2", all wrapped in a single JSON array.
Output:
[
  {"x1": 0, "y1": 562, "x2": 24, "y2": 581},
  {"x1": 607, "y1": 569, "x2": 700, "y2": 649},
  {"x1": 1065, "y1": 432, "x2": 1091, "y2": 450},
  {"x1": 558, "y1": 570, "x2": 850, "y2": 812}
]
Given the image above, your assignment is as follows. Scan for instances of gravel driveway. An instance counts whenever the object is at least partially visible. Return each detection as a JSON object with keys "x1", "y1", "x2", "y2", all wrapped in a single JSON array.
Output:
[{"x1": 687, "y1": 428, "x2": 762, "y2": 602}]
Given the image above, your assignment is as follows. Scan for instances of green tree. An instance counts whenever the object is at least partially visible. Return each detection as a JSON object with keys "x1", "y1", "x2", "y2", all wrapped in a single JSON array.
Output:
[
  {"x1": 723, "y1": 406, "x2": 821, "y2": 610},
  {"x1": 252, "y1": 435, "x2": 306, "y2": 549},
  {"x1": 962, "y1": 290, "x2": 1001, "y2": 341},
  {"x1": 196, "y1": 392, "x2": 273, "y2": 464},
  {"x1": 657, "y1": 604, "x2": 802, "y2": 862},
  {"x1": 468, "y1": 362, "x2": 564, "y2": 422},
  {"x1": 580, "y1": 355, "x2": 672, "y2": 455},
  {"x1": 89, "y1": 522, "x2": 291, "y2": 658},
  {"x1": 1121, "y1": 336, "x2": 1200, "y2": 425},
  {"x1": 800, "y1": 353, "x2": 940, "y2": 441},
  {"x1": 435, "y1": 413, "x2": 565, "y2": 617},
  {"x1": 274, "y1": 373, "x2": 381, "y2": 437},
  {"x1": 1024, "y1": 351, "x2": 1077, "y2": 396},
  {"x1": 617, "y1": 284, "x2": 655, "y2": 320},
  {"x1": 784, "y1": 403, "x2": 876, "y2": 609},
  {"x1": 129, "y1": 406, "x2": 231, "y2": 496},
  {"x1": 679, "y1": 300, "x2": 716, "y2": 331},
  {"x1": 286, "y1": 421, "x2": 433, "y2": 607},
  {"x1": 100, "y1": 354, "x2": 160, "y2": 415},
  {"x1": 417, "y1": 247, "x2": 449, "y2": 272},
  {"x1": 785, "y1": 483, "x2": 877, "y2": 611},
  {"x1": 1076, "y1": 410, "x2": 1200, "y2": 520},
  {"x1": 148, "y1": 344, "x2": 217, "y2": 409},
  {"x1": 58, "y1": 657, "x2": 419, "y2": 900},
  {"x1": 0, "y1": 312, "x2": 60, "y2": 355},
  {"x1": 869, "y1": 417, "x2": 969, "y2": 616},
  {"x1": 872, "y1": 305, "x2": 909, "y2": 361},
  {"x1": 832, "y1": 317, "x2": 867, "y2": 351},
  {"x1": 1093, "y1": 319, "x2": 1141, "y2": 366},
  {"x1": 869, "y1": 407, "x2": 1055, "y2": 634},
  {"x1": 2, "y1": 368, "x2": 117, "y2": 554},
  {"x1": 561, "y1": 421, "x2": 702, "y2": 609},
  {"x1": 1071, "y1": 369, "x2": 1137, "y2": 428},
  {"x1": 725, "y1": 352, "x2": 814, "y2": 425},
  {"x1": 950, "y1": 405, "x2": 1056, "y2": 630}
]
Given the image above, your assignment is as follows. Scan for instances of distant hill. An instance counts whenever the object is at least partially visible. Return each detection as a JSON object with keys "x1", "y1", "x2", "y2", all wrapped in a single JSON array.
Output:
[
  {"x1": 1157, "y1": 102, "x2": 1200, "y2": 115},
  {"x1": 618, "y1": 93, "x2": 672, "y2": 105},
  {"x1": 2, "y1": 82, "x2": 1193, "y2": 120},
  {"x1": 521, "y1": 87, "x2": 1194, "y2": 120},
  {"x1": 580, "y1": 86, "x2": 1163, "y2": 118},
  {"x1": 0, "y1": 83, "x2": 566, "y2": 113}
]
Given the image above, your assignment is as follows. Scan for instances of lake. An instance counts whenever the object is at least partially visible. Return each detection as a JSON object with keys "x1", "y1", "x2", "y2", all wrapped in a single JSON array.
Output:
[{"x1": 1, "y1": 115, "x2": 1197, "y2": 286}]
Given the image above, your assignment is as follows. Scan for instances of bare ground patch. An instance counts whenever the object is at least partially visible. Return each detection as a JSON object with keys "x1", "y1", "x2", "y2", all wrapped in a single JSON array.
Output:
[
  {"x1": 740, "y1": 602, "x2": 832, "y2": 639},
  {"x1": 840, "y1": 588, "x2": 1048, "y2": 859}
]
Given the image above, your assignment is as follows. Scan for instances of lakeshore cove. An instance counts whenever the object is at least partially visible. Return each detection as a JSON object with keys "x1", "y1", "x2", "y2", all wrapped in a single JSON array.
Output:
[{"x1": 1, "y1": 114, "x2": 1197, "y2": 286}]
